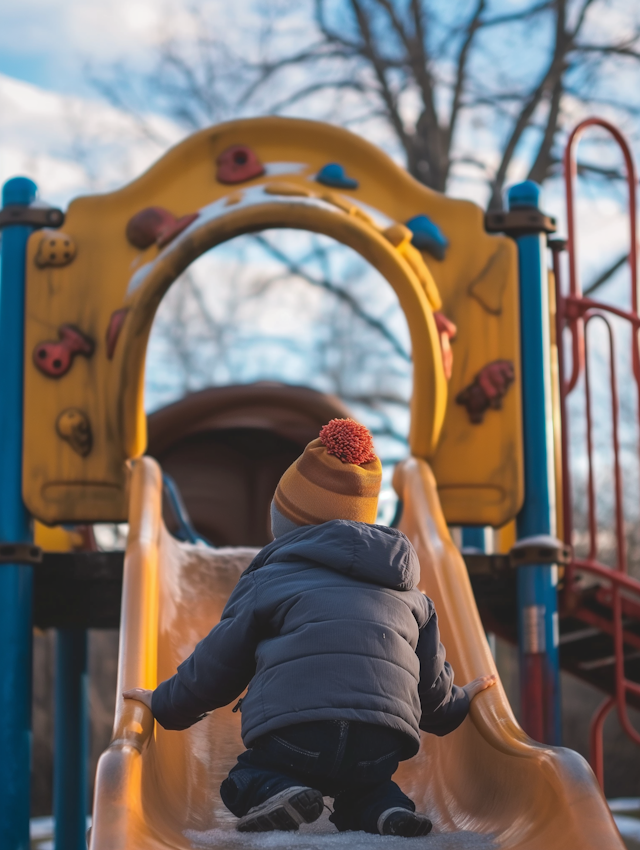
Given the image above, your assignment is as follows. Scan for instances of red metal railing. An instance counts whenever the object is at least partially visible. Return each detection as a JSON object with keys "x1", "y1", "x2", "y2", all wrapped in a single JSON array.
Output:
[{"x1": 555, "y1": 117, "x2": 640, "y2": 786}]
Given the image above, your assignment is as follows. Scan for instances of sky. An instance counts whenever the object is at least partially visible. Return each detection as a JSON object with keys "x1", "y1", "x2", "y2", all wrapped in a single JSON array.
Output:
[
  {"x1": 1, "y1": 0, "x2": 637, "y2": 450},
  {"x1": 0, "y1": 0, "x2": 168, "y2": 96}
]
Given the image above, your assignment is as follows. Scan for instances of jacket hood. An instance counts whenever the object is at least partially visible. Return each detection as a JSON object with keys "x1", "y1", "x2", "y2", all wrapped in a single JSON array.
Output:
[{"x1": 246, "y1": 520, "x2": 420, "y2": 591}]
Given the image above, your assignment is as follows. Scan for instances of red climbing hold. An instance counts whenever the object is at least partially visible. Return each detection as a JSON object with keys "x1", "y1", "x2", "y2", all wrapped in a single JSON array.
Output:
[
  {"x1": 126, "y1": 207, "x2": 199, "y2": 250},
  {"x1": 106, "y1": 308, "x2": 130, "y2": 360},
  {"x1": 216, "y1": 145, "x2": 265, "y2": 184},
  {"x1": 433, "y1": 311, "x2": 457, "y2": 381},
  {"x1": 319, "y1": 418, "x2": 377, "y2": 466},
  {"x1": 33, "y1": 325, "x2": 95, "y2": 378},
  {"x1": 456, "y1": 359, "x2": 515, "y2": 424}
]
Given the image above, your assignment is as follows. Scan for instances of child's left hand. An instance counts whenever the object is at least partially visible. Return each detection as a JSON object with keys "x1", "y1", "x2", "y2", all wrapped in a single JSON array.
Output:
[
  {"x1": 462, "y1": 674, "x2": 497, "y2": 702},
  {"x1": 123, "y1": 687, "x2": 153, "y2": 710}
]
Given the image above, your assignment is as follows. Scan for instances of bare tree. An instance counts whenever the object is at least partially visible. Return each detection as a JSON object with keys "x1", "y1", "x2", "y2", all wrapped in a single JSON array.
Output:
[
  {"x1": 94, "y1": 1, "x2": 640, "y2": 207},
  {"x1": 147, "y1": 231, "x2": 412, "y2": 462},
  {"x1": 93, "y1": 0, "x2": 640, "y2": 469}
]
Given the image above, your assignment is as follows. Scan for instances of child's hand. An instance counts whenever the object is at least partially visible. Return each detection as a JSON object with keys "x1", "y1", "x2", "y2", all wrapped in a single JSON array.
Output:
[
  {"x1": 123, "y1": 687, "x2": 153, "y2": 710},
  {"x1": 462, "y1": 674, "x2": 497, "y2": 702}
]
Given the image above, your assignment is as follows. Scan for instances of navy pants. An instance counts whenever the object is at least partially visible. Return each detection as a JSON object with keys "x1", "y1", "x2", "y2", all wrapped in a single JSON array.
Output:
[{"x1": 220, "y1": 720, "x2": 415, "y2": 833}]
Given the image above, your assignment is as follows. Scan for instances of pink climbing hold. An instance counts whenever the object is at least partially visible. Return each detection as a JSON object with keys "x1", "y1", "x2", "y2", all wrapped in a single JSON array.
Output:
[
  {"x1": 105, "y1": 309, "x2": 130, "y2": 360},
  {"x1": 33, "y1": 325, "x2": 95, "y2": 378},
  {"x1": 216, "y1": 144, "x2": 265, "y2": 184},
  {"x1": 433, "y1": 311, "x2": 457, "y2": 381},
  {"x1": 456, "y1": 359, "x2": 515, "y2": 424},
  {"x1": 125, "y1": 207, "x2": 199, "y2": 250}
]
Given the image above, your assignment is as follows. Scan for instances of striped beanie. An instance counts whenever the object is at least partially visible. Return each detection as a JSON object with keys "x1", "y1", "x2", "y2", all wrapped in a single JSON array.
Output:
[{"x1": 271, "y1": 419, "x2": 382, "y2": 535}]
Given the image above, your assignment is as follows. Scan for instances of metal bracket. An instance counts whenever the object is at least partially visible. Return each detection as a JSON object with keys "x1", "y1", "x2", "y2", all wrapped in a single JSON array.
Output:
[
  {"x1": 462, "y1": 552, "x2": 511, "y2": 577},
  {"x1": 463, "y1": 535, "x2": 571, "y2": 576},
  {"x1": 485, "y1": 209, "x2": 557, "y2": 237},
  {"x1": 509, "y1": 535, "x2": 571, "y2": 567},
  {"x1": 0, "y1": 205, "x2": 65, "y2": 230},
  {"x1": 0, "y1": 543, "x2": 43, "y2": 564}
]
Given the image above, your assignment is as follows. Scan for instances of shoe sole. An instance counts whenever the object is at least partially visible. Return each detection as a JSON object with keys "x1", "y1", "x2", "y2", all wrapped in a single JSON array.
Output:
[
  {"x1": 381, "y1": 811, "x2": 433, "y2": 837},
  {"x1": 237, "y1": 787, "x2": 324, "y2": 833}
]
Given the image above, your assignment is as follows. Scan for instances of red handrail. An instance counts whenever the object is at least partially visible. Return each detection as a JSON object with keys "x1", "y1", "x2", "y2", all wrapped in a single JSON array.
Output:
[
  {"x1": 563, "y1": 117, "x2": 639, "y2": 390},
  {"x1": 558, "y1": 117, "x2": 640, "y2": 787}
]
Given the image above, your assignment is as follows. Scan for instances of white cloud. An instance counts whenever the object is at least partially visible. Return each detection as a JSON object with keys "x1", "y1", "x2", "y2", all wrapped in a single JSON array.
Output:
[{"x1": 0, "y1": 72, "x2": 183, "y2": 205}]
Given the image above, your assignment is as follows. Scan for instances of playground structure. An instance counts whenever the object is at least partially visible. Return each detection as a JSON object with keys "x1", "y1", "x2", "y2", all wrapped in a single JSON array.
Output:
[{"x1": 0, "y1": 115, "x2": 638, "y2": 848}]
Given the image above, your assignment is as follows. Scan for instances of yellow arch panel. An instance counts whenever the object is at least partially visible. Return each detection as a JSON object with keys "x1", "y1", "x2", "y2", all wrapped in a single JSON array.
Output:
[{"x1": 23, "y1": 117, "x2": 521, "y2": 526}]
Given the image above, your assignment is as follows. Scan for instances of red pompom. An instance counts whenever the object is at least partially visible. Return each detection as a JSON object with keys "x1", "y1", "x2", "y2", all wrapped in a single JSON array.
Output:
[{"x1": 319, "y1": 418, "x2": 377, "y2": 465}]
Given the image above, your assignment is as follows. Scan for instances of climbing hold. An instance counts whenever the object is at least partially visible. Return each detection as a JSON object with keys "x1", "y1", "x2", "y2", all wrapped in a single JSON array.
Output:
[
  {"x1": 433, "y1": 312, "x2": 457, "y2": 381},
  {"x1": 34, "y1": 230, "x2": 77, "y2": 268},
  {"x1": 320, "y1": 191, "x2": 355, "y2": 214},
  {"x1": 106, "y1": 308, "x2": 130, "y2": 360},
  {"x1": 33, "y1": 325, "x2": 95, "y2": 378},
  {"x1": 316, "y1": 163, "x2": 359, "y2": 190},
  {"x1": 126, "y1": 207, "x2": 199, "y2": 250},
  {"x1": 56, "y1": 408, "x2": 93, "y2": 457},
  {"x1": 320, "y1": 191, "x2": 374, "y2": 224},
  {"x1": 264, "y1": 182, "x2": 314, "y2": 198},
  {"x1": 405, "y1": 215, "x2": 449, "y2": 260},
  {"x1": 224, "y1": 191, "x2": 244, "y2": 206},
  {"x1": 216, "y1": 145, "x2": 265, "y2": 184},
  {"x1": 383, "y1": 223, "x2": 413, "y2": 249},
  {"x1": 456, "y1": 360, "x2": 515, "y2": 424}
]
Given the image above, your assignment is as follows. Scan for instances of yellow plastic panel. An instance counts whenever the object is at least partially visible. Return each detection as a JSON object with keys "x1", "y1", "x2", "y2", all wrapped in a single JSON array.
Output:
[
  {"x1": 429, "y1": 234, "x2": 523, "y2": 526},
  {"x1": 33, "y1": 521, "x2": 83, "y2": 552},
  {"x1": 24, "y1": 117, "x2": 521, "y2": 525},
  {"x1": 90, "y1": 456, "x2": 622, "y2": 849}
]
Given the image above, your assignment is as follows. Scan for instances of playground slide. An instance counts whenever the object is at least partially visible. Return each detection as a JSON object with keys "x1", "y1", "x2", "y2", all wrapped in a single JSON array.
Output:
[{"x1": 90, "y1": 457, "x2": 624, "y2": 849}]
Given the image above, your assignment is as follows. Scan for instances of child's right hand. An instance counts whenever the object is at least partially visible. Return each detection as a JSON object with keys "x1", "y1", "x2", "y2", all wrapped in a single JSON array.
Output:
[
  {"x1": 123, "y1": 687, "x2": 153, "y2": 710},
  {"x1": 462, "y1": 674, "x2": 497, "y2": 702}
]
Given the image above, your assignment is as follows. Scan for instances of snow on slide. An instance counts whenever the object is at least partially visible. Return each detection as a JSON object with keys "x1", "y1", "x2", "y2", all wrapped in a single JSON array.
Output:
[{"x1": 89, "y1": 457, "x2": 624, "y2": 849}]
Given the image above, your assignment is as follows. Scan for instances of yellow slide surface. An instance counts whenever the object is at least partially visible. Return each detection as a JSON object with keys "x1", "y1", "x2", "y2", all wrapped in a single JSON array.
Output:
[{"x1": 90, "y1": 457, "x2": 623, "y2": 849}]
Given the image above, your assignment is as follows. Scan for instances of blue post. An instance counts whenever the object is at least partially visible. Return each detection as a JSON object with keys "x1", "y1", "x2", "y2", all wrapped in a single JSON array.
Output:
[
  {"x1": 509, "y1": 181, "x2": 561, "y2": 745},
  {"x1": 54, "y1": 629, "x2": 89, "y2": 850},
  {"x1": 0, "y1": 176, "x2": 38, "y2": 850},
  {"x1": 461, "y1": 527, "x2": 487, "y2": 551}
]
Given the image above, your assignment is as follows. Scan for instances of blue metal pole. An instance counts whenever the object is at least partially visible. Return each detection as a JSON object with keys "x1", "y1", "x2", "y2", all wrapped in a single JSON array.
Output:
[
  {"x1": 54, "y1": 629, "x2": 89, "y2": 850},
  {"x1": 509, "y1": 181, "x2": 562, "y2": 745},
  {"x1": 461, "y1": 527, "x2": 487, "y2": 551},
  {"x1": 0, "y1": 176, "x2": 38, "y2": 850}
]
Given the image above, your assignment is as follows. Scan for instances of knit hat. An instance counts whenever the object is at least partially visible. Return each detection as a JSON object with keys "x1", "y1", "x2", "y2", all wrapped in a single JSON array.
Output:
[{"x1": 271, "y1": 419, "x2": 382, "y2": 532}]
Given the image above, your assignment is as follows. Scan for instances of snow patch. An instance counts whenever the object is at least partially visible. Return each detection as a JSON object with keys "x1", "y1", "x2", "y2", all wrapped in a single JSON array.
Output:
[{"x1": 185, "y1": 808, "x2": 496, "y2": 850}]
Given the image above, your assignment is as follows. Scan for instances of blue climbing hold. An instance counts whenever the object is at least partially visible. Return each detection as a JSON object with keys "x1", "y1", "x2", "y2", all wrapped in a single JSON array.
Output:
[
  {"x1": 405, "y1": 214, "x2": 449, "y2": 260},
  {"x1": 316, "y1": 163, "x2": 359, "y2": 190}
]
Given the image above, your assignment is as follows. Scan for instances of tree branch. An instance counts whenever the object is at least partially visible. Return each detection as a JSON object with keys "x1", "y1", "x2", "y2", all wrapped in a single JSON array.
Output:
[{"x1": 250, "y1": 234, "x2": 411, "y2": 363}]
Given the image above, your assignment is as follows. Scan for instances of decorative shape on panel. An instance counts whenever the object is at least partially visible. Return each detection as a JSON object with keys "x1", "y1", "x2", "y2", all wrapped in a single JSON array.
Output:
[
  {"x1": 456, "y1": 359, "x2": 515, "y2": 424},
  {"x1": 316, "y1": 163, "x2": 359, "y2": 190},
  {"x1": 216, "y1": 145, "x2": 265, "y2": 184},
  {"x1": 126, "y1": 207, "x2": 199, "y2": 250},
  {"x1": 56, "y1": 408, "x2": 93, "y2": 457},
  {"x1": 106, "y1": 309, "x2": 130, "y2": 360},
  {"x1": 405, "y1": 214, "x2": 449, "y2": 260},
  {"x1": 224, "y1": 191, "x2": 244, "y2": 206},
  {"x1": 264, "y1": 182, "x2": 314, "y2": 198},
  {"x1": 320, "y1": 191, "x2": 354, "y2": 214},
  {"x1": 319, "y1": 191, "x2": 374, "y2": 225},
  {"x1": 33, "y1": 325, "x2": 95, "y2": 378},
  {"x1": 383, "y1": 223, "x2": 413, "y2": 249},
  {"x1": 433, "y1": 312, "x2": 457, "y2": 381},
  {"x1": 34, "y1": 231, "x2": 77, "y2": 267},
  {"x1": 467, "y1": 243, "x2": 510, "y2": 315}
]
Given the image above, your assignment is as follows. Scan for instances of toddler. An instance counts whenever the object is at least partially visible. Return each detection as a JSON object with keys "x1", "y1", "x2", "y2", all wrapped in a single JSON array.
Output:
[{"x1": 125, "y1": 419, "x2": 495, "y2": 836}]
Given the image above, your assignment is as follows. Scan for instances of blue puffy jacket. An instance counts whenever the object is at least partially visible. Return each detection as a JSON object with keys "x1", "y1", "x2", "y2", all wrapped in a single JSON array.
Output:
[{"x1": 152, "y1": 520, "x2": 469, "y2": 755}]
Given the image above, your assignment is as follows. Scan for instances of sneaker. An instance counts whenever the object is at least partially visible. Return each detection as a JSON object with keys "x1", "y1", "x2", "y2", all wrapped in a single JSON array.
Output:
[
  {"x1": 377, "y1": 807, "x2": 433, "y2": 837},
  {"x1": 236, "y1": 786, "x2": 324, "y2": 833}
]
